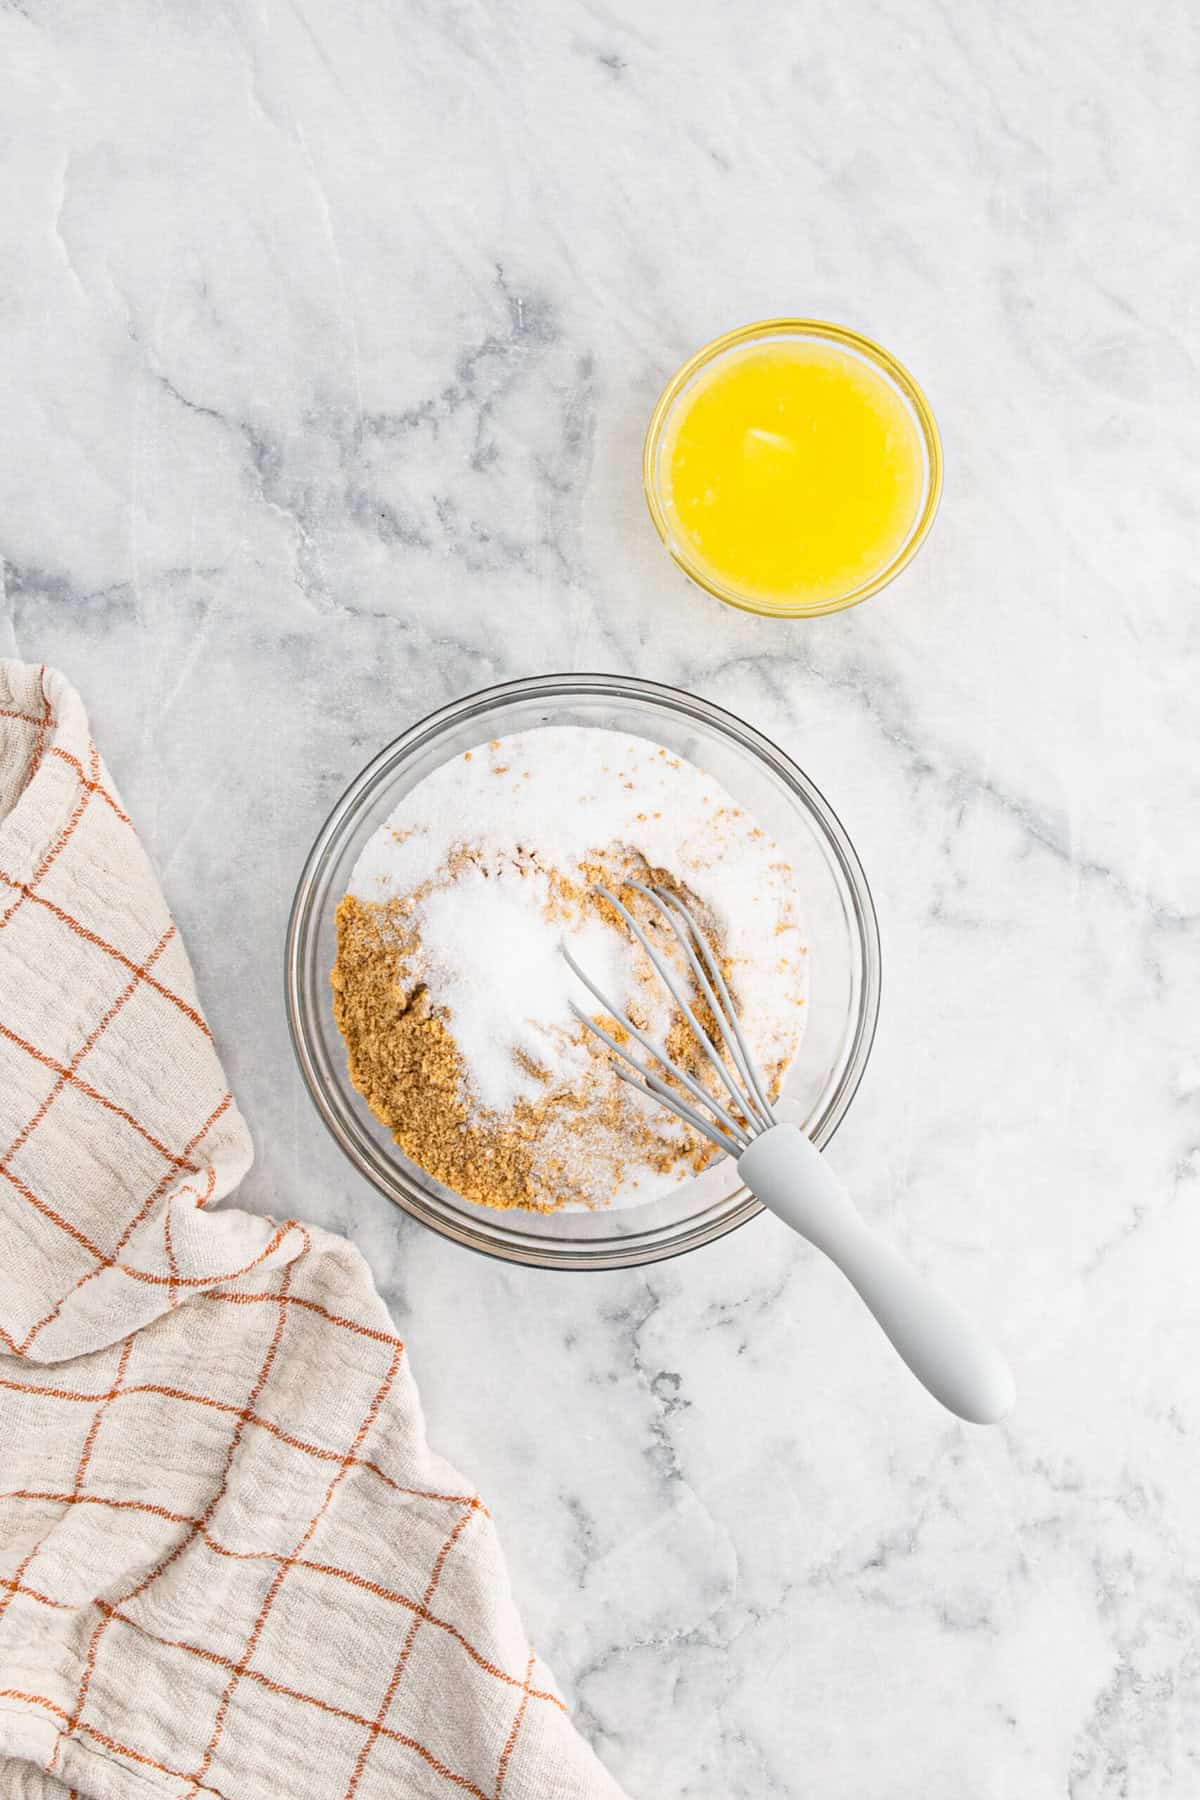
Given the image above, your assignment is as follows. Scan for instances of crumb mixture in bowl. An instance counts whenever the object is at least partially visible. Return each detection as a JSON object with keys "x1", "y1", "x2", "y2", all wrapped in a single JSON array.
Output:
[{"x1": 330, "y1": 728, "x2": 808, "y2": 1212}]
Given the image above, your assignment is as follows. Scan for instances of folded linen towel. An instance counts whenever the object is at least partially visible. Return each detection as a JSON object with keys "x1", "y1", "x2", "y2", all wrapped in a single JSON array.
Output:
[{"x1": 0, "y1": 661, "x2": 626, "y2": 1800}]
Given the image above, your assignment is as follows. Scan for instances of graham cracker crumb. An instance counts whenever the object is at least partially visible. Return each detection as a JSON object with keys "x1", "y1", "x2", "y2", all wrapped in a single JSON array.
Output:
[{"x1": 331, "y1": 879, "x2": 728, "y2": 1213}]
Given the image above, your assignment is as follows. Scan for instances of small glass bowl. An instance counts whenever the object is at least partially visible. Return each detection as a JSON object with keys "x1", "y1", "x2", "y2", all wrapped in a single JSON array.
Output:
[
  {"x1": 286, "y1": 674, "x2": 881, "y2": 1269},
  {"x1": 643, "y1": 318, "x2": 943, "y2": 619}
]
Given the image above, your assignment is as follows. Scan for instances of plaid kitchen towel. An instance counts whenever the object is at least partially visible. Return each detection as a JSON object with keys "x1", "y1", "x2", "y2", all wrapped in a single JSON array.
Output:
[{"x1": 0, "y1": 661, "x2": 627, "y2": 1800}]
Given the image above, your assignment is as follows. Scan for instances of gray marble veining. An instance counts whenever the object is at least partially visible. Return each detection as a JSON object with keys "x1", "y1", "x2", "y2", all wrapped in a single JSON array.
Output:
[{"x1": 2, "y1": 0, "x2": 1199, "y2": 1792}]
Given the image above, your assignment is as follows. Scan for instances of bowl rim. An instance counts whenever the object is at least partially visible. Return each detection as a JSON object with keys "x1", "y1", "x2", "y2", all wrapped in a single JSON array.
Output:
[
  {"x1": 285, "y1": 672, "x2": 882, "y2": 1269},
  {"x1": 642, "y1": 317, "x2": 944, "y2": 619}
]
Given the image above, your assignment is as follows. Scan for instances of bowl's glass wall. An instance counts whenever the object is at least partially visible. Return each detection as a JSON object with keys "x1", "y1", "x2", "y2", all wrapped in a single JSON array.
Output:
[{"x1": 287, "y1": 675, "x2": 880, "y2": 1268}]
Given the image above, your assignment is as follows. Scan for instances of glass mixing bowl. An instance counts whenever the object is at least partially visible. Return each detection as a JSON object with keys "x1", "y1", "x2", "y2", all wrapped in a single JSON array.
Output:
[{"x1": 286, "y1": 674, "x2": 880, "y2": 1269}]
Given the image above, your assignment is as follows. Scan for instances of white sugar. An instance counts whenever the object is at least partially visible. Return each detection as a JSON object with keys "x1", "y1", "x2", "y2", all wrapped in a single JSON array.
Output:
[
  {"x1": 414, "y1": 865, "x2": 643, "y2": 1111},
  {"x1": 348, "y1": 726, "x2": 808, "y2": 1209}
]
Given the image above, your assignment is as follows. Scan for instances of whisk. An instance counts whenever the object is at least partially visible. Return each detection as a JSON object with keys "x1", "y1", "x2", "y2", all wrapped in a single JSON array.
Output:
[{"x1": 563, "y1": 882, "x2": 1014, "y2": 1425}]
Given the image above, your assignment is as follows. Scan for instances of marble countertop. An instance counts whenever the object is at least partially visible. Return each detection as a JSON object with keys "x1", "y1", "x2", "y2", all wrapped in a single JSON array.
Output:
[{"x1": 3, "y1": 2, "x2": 1198, "y2": 1793}]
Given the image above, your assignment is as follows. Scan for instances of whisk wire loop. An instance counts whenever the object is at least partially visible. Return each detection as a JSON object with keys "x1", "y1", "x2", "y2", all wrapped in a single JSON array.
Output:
[
  {"x1": 563, "y1": 885, "x2": 780, "y2": 1159},
  {"x1": 636, "y1": 883, "x2": 777, "y2": 1131},
  {"x1": 591, "y1": 885, "x2": 768, "y2": 1141},
  {"x1": 560, "y1": 947, "x2": 751, "y2": 1150},
  {"x1": 611, "y1": 1066, "x2": 742, "y2": 1156}
]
